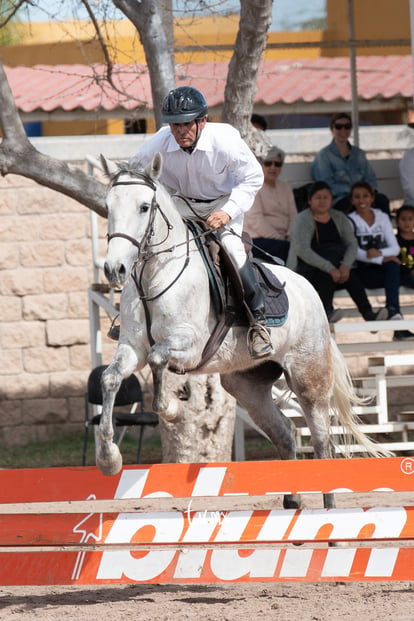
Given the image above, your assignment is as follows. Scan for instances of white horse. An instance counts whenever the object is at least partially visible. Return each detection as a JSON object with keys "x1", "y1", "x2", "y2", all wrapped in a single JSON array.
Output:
[{"x1": 98, "y1": 153, "x2": 389, "y2": 507}]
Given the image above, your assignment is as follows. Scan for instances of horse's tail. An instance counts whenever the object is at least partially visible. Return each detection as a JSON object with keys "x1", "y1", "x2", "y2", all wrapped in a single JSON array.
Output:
[{"x1": 329, "y1": 337, "x2": 393, "y2": 458}]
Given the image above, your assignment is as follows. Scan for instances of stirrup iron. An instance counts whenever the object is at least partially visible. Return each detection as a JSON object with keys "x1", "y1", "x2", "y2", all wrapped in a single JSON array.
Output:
[{"x1": 247, "y1": 322, "x2": 274, "y2": 359}]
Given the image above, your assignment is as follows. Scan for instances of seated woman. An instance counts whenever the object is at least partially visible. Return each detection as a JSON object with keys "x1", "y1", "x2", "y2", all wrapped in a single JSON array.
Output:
[
  {"x1": 395, "y1": 204, "x2": 414, "y2": 288},
  {"x1": 287, "y1": 181, "x2": 387, "y2": 323},
  {"x1": 311, "y1": 112, "x2": 390, "y2": 215},
  {"x1": 348, "y1": 182, "x2": 414, "y2": 341},
  {"x1": 243, "y1": 146, "x2": 297, "y2": 263}
]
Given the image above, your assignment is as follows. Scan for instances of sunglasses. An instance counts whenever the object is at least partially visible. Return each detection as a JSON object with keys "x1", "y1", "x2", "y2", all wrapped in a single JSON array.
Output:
[
  {"x1": 333, "y1": 122, "x2": 352, "y2": 130},
  {"x1": 263, "y1": 160, "x2": 282, "y2": 168}
]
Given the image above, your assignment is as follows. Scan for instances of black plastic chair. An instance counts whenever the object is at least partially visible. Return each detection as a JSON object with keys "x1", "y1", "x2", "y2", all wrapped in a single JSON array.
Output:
[{"x1": 82, "y1": 365, "x2": 158, "y2": 466}]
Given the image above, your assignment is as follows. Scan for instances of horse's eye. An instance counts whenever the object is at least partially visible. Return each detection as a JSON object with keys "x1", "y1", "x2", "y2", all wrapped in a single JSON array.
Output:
[{"x1": 140, "y1": 202, "x2": 151, "y2": 213}]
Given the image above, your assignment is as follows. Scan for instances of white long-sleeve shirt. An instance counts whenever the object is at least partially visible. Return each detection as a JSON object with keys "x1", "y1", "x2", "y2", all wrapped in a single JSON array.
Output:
[
  {"x1": 348, "y1": 208, "x2": 400, "y2": 265},
  {"x1": 129, "y1": 123, "x2": 264, "y2": 221}
]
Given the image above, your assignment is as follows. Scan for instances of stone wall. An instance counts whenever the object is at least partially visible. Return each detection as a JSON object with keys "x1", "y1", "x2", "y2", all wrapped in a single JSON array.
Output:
[{"x1": 0, "y1": 167, "x2": 116, "y2": 447}]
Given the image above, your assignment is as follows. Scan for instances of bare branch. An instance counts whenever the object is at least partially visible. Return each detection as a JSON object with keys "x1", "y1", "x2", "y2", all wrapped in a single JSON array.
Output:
[
  {"x1": 79, "y1": 0, "x2": 114, "y2": 80},
  {"x1": 0, "y1": 0, "x2": 28, "y2": 28}
]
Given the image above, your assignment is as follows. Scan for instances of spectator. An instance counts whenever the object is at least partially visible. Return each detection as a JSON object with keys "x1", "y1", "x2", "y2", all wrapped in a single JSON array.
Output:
[
  {"x1": 311, "y1": 112, "x2": 390, "y2": 215},
  {"x1": 348, "y1": 181, "x2": 414, "y2": 341},
  {"x1": 399, "y1": 147, "x2": 414, "y2": 206},
  {"x1": 243, "y1": 146, "x2": 297, "y2": 263},
  {"x1": 287, "y1": 181, "x2": 387, "y2": 324},
  {"x1": 395, "y1": 204, "x2": 414, "y2": 288},
  {"x1": 251, "y1": 113, "x2": 268, "y2": 131}
]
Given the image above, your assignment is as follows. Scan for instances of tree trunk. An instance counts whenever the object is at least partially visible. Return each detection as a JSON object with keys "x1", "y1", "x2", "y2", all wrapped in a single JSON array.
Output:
[
  {"x1": 113, "y1": 0, "x2": 176, "y2": 129},
  {"x1": 222, "y1": 0, "x2": 273, "y2": 157},
  {"x1": 159, "y1": 373, "x2": 236, "y2": 463}
]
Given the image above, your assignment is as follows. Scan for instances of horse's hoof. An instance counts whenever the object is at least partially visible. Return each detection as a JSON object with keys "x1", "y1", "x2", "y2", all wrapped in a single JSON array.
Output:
[{"x1": 96, "y1": 445, "x2": 123, "y2": 476}]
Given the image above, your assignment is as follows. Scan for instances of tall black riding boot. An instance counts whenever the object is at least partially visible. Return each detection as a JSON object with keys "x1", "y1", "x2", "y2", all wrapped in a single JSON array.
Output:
[{"x1": 239, "y1": 261, "x2": 274, "y2": 359}]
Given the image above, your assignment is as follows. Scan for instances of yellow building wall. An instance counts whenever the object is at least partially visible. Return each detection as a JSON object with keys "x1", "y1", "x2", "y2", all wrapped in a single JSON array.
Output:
[
  {"x1": 325, "y1": 0, "x2": 411, "y2": 56},
  {"x1": 42, "y1": 118, "x2": 124, "y2": 137},
  {"x1": 3, "y1": 15, "x2": 326, "y2": 67},
  {"x1": 4, "y1": 6, "x2": 410, "y2": 68}
]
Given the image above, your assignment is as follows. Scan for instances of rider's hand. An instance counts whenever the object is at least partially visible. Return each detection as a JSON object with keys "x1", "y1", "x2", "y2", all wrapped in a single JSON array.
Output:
[{"x1": 206, "y1": 210, "x2": 231, "y2": 230}]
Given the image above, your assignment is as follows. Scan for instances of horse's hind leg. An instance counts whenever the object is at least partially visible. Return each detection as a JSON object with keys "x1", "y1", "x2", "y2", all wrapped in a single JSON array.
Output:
[
  {"x1": 221, "y1": 363, "x2": 301, "y2": 509},
  {"x1": 284, "y1": 354, "x2": 336, "y2": 509}
]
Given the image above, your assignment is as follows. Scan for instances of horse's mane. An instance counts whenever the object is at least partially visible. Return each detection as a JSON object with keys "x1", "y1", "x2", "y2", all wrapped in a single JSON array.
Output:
[{"x1": 109, "y1": 160, "x2": 156, "y2": 189}]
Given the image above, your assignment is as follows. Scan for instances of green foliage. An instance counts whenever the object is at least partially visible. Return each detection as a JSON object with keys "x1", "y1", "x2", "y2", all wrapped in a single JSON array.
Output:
[{"x1": 0, "y1": 0, "x2": 23, "y2": 46}]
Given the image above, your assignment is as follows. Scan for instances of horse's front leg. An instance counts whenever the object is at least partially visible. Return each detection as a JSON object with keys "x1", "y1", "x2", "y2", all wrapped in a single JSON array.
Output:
[
  {"x1": 147, "y1": 331, "x2": 198, "y2": 421},
  {"x1": 96, "y1": 344, "x2": 140, "y2": 475},
  {"x1": 95, "y1": 372, "x2": 122, "y2": 476}
]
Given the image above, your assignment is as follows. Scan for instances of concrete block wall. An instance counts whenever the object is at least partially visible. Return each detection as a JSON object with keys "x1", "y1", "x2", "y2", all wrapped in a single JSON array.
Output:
[{"x1": 0, "y1": 168, "x2": 116, "y2": 447}]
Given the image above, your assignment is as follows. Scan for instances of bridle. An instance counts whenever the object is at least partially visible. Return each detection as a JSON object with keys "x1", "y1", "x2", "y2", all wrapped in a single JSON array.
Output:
[{"x1": 107, "y1": 172, "x2": 191, "y2": 304}]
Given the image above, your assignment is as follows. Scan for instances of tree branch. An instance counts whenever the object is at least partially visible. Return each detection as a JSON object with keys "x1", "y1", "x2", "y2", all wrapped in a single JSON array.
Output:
[
  {"x1": 113, "y1": 0, "x2": 175, "y2": 128},
  {"x1": 0, "y1": 0, "x2": 28, "y2": 28},
  {"x1": 222, "y1": 0, "x2": 272, "y2": 149}
]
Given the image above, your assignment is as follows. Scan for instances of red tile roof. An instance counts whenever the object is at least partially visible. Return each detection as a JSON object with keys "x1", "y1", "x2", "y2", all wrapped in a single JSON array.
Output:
[{"x1": 5, "y1": 55, "x2": 413, "y2": 116}]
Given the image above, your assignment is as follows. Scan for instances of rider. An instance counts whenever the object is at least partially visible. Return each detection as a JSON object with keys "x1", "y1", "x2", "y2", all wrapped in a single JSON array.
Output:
[{"x1": 129, "y1": 85, "x2": 274, "y2": 359}]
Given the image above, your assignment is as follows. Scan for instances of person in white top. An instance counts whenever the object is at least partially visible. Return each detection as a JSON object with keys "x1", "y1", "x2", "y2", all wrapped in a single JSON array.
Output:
[
  {"x1": 347, "y1": 181, "x2": 414, "y2": 341},
  {"x1": 399, "y1": 146, "x2": 414, "y2": 206},
  {"x1": 130, "y1": 86, "x2": 274, "y2": 358},
  {"x1": 243, "y1": 145, "x2": 297, "y2": 263}
]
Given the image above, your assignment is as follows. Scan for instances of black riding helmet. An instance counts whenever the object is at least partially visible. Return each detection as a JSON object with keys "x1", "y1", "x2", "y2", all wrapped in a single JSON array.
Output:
[{"x1": 161, "y1": 86, "x2": 208, "y2": 124}]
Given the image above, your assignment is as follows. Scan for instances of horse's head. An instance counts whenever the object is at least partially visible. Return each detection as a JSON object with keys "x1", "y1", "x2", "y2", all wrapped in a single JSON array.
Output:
[{"x1": 100, "y1": 153, "x2": 163, "y2": 288}]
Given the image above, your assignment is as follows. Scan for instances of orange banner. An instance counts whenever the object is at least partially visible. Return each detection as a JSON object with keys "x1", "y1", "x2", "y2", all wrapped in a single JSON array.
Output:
[{"x1": 0, "y1": 457, "x2": 413, "y2": 585}]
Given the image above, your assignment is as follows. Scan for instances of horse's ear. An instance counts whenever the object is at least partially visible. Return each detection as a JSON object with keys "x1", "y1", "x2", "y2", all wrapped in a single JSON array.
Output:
[
  {"x1": 146, "y1": 152, "x2": 162, "y2": 180},
  {"x1": 100, "y1": 154, "x2": 119, "y2": 177}
]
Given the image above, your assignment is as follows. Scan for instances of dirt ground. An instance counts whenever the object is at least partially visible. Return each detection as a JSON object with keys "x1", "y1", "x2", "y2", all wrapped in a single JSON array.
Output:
[{"x1": 0, "y1": 580, "x2": 413, "y2": 620}]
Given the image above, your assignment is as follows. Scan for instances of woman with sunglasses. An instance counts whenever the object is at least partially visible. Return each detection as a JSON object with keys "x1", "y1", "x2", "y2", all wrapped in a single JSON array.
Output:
[
  {"x1": 243, "y1": 146, "x2": 297, "y2": 263},
  {"x1": 311, "y1": 112, "x2": 390, "y2": 215}
]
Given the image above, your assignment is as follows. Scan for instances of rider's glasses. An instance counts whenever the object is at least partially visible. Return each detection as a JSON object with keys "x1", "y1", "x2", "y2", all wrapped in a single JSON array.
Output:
[{"x1": 333, "y1": 122, "x2": 352, "y2": 130}]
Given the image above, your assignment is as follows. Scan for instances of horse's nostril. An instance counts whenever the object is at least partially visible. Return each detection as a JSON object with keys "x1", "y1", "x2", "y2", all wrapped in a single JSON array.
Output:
[
  {"x1": 104, "y1": 262, "x2": 111, "y2": 280},
  {"x1": 119, "y1": 264, "x2": 126, "y2": 277}
]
